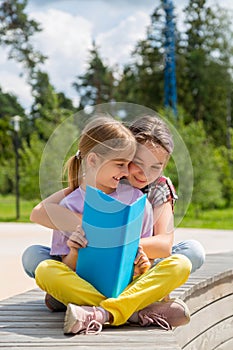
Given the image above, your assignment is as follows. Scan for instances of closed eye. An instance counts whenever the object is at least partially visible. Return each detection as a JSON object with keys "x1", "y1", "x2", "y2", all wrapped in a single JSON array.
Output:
[
  {"x1": 116, "y1": 162, "x2": 129, "y2": 167},
  {"x1": 152, "y1": 165, "x2": 162, "y2": 170},
  {"x1": 133, "y1": 160, "x2": 143, "y2": 166}
]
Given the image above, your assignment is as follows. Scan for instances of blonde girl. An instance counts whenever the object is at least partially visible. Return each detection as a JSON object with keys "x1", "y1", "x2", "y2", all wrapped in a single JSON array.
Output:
[{"x1": 49, "y1": 115, "x2": 153, "y2": 272}]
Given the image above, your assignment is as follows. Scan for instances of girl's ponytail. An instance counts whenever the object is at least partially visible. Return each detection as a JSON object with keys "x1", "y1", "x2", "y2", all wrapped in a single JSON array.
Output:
[{"x1": 65, "y1": 153, "x2": 83, "y2": 191}]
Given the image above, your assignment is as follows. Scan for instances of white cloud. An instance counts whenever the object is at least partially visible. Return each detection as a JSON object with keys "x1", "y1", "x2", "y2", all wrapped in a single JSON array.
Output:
[
  {"x1": 31, "y1": 9, "x2": 93, "y2": 96},
  {"x1": 96, "y1": 11, "x2": 150, "y2": 67},
  {"x1": 0, "y1": 48, "x2": 32, "y2": 110},
  {"x1": 0, "y1": 8, "x2": 94, "y2": 109},
  {"x1": 1, "y1": 71, "x2": 32, "y2": 111},
  {"x1": 5, "y1": 0, "x2": 232, "y2": 109},
  {"x1": 0, "y1": 6, "x2": 153, "y2": 108}
]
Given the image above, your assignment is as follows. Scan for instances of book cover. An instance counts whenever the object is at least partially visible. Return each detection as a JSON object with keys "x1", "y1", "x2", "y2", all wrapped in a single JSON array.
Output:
[{"x1": 76, "y1": 185, "x2": 146, "y2": 298}]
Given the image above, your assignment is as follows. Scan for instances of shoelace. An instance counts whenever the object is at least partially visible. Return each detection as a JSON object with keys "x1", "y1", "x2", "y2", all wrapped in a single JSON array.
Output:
[
  {"x1": 79, "y1": 307, "x2": 103, "y2": 335},
  {"x1": 85, "y1": 320, "x2": 103, "y2": 334},
  {"x1": 141, "y1": 312, "x2": 172, "y2": 331}
]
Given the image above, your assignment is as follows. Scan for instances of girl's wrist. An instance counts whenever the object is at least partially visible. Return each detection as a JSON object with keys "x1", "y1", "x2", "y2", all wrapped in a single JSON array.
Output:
[{"x1": 69, "y1": 247, "x2": 78, "y2": 256}]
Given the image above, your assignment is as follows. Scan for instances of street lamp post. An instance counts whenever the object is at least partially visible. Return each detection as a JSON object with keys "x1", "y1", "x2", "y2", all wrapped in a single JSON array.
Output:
[{"x1": 12, "y1": 115, "x2": 21, "y2": 220}]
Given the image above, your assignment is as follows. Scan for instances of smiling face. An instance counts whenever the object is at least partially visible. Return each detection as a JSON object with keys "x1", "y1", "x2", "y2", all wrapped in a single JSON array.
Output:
[
  {"x1": 83, "y1": 149, "x2": 134, "y2": 194},
  {"x1": 95, "y1": 158, "x2": 131, "y2": 194},
  {"x1": 127, "y1": 142, "x2": 169, "y2": 189}
]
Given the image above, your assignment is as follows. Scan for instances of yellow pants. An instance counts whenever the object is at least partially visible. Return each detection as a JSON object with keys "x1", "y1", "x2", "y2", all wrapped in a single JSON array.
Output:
[{"x1": 35, "y1": 254, "x2": 191, "y2": 326}]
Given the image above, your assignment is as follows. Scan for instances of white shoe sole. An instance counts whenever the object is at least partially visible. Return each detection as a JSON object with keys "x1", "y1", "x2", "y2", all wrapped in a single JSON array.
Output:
[{"x1": 64, "y1": 303, "x2": 80, "y2": 334}]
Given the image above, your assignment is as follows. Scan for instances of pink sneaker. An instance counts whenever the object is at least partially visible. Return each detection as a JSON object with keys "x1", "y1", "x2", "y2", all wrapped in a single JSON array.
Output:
[
  {"x1": 138, "y1": 299, "x2": 190, "y2": 330},
  {"x1": 64, "y1": 304, "x2": 106, "y2": 335}
]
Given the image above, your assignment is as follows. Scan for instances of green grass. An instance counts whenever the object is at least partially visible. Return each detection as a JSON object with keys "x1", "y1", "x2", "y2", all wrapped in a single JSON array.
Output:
[
  {"x1": 0, "y1": 194, "x2": 233, "y2": 229},
  {"x1": 177, "y1": 207, "x2": 233, "y2": 230},
  {"x1": 0, "y1": 195, "x2": 39, "y2": 222}
]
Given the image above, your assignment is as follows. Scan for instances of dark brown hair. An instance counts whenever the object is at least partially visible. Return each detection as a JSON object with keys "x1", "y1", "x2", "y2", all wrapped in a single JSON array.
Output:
[{"x1": 129, "y1": 115, "x2": 174, "y2": 155}]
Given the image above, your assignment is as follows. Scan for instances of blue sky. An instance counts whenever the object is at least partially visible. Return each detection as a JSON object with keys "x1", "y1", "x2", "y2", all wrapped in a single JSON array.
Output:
[{"x1": 0, "y1": 0, "x2": 232, "y2": 110}]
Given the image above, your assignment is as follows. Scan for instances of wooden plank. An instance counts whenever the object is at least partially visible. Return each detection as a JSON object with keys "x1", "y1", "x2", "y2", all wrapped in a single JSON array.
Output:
[
  {"x1": 214, "y1": 337, "x2": 233, "y2": 350},
  {"x1": 174, "y1": 295, "x2": 233, "y2": 348},
  {"x1": 171, "y1": 252, "x2": 233, "y2": 302},
  {"x1": 0, "y1": 344, "x2": 181, "y2": 349},
  {"x1": 0, "y1": 289, "x2": 181, "y2": 349},
  {"x1": 186, "y1": 275, "x2": 233, "y2": 314},
  {"x1": 172, "y1": 252, "x2": 233, "y2": 349},
  {"x1": 0, "y1": 330, "x2": 181, "y2": 349},
  {"x1": 182, "y1": 316, "x2": 233, "y2": 350}
]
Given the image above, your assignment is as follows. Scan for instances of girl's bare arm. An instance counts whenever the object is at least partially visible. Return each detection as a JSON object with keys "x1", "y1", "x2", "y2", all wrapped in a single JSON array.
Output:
[
  {"x1": 30, "y1": 188, "x2": 82, "y2": 232},
  {"x1": 140, "y1": 201, "x2": 174, "y2": 259}
]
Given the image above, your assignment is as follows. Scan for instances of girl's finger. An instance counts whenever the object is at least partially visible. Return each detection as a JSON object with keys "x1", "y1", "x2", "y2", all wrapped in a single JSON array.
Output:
[
  {"x1": 70, "y1": 235, "x2": 87, "y2": 247},
  {"x1": 75, "y1": 225, "x2": 85, "y2": 236},
  {"x1": 134, "y1": 246, "x2": 143, "y2": 263}
]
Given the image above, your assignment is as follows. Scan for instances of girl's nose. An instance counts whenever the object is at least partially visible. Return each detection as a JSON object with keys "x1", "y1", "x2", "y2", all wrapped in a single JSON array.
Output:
[{"x1": 121, "y1": 165, "x2": 129, "y2": 177}]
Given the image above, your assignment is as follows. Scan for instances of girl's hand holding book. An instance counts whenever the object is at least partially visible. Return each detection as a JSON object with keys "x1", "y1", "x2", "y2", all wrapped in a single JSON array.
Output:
[
  {"x1": 67, "y1": 225, "x2": 88, "y2": 250},
  {"x1": 133, "y1": 245, "x2": 151, "y2": 277},
  {"x1": 63, "y1": 226, "x2": 88, "y2": 271}
]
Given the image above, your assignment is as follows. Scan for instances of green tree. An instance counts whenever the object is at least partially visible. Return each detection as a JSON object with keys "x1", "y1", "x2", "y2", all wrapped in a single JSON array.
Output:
[
  {"x1": 179, "y1": 121, "x2": 224, "y2": 214},
  {"x1": 0, "y1": 88, "x2": 26, "y2": 194},
  {"x1": 19, "y1": 133, "x2": 44, "y2": 199},
  {"x1": 214, "y1": 137, "x2": 233, "y2": 207},
  {"x1": 177, "y1": 0, "x2": 233, "y2": 145},
  {"x1": 73, "y1": 42, "x2": 115, "y2": 109},
  {"x1": 0, "y1": 0, "x2": 46, "y2": 79},
  {"x1": 116, "y1": 4, "x2": 165, "y2": 110},
  {"x1": 30, "y1": 71, "x2": 75, "y2": 141},
  {"x1": 17, "y1": 71, "x2": 76, "y2": 199}
]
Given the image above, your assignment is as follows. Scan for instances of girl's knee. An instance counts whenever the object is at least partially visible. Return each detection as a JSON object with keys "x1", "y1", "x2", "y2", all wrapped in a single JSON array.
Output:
[
  {"x1": 35, "y1": 259, "x2": 60, "y2": 287},
  {"x1": 170, "y1": 254, "x2": 192, "y2": 280},
  {"x1": 22, "y1": 245, "x2": 52, "y2": 278},
  {"x1": 174, "y1": 239, "x2": 205, "y2": 273},
  {"x1": 22, "y1": 245, "x2": 42, "y2": 278},
  {"x1": 188, "y1": 239, "x2": 206, "y2": 271},
  {"x1": 35, "y1": 260, "x2": 48, "y2": 285},
  {"x1": 35, "y1": 259, "x2": 70, "y2": 286}
]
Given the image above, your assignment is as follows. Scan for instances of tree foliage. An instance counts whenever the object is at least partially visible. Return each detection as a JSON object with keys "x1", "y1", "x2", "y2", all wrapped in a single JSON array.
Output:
[
  {"x1": 19, "y1": 133, "x2": 44, "y2": 199},
  {"x1": 0, "y1": 0, "x2": 46, "y2": 78},
  {"x1": 179, "y1": 121, "x2": 224, "y2": 212},
  {"x1": 0, "y1": 0, "x2": 232, "y2": 212},
  {"x1": 0, "y1": 88, "x2": 25, "y2": 166},
  {"x1": 177, "y1": 0, "x2": 233, "y2": 145},
  {"x1": 73, "y1": 42, "x2": 115, "y2": 109},
  {"x1": 30, "y1": 71, "x2": 76, "y2": 141},
  {"x1": 214, "y1": 140, "x2": 233, "y2": 207},
  {"x1": 115, "y1": 6, "x2": 165, "y2": 110}
]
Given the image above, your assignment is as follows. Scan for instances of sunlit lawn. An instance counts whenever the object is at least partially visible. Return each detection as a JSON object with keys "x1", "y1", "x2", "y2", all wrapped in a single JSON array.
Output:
[
  {"x1": 177, "y1": 207, "x2": 233, "y2": 230},
  {"x1": 0, "y1": 194, "x2": 233, "y2": 229},
  {"x1": 0, "y1": 195, "x2": 39, "y2": 222}
]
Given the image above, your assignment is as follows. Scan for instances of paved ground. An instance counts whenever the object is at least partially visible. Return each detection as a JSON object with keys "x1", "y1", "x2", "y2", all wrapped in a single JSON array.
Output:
[{"x1": 0, "y1": 223, "x2": 232, "y2": 301}]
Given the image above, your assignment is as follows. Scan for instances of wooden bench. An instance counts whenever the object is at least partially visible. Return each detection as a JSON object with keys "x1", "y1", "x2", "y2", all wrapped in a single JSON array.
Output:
[
  {"x1": 173, "y1": 251, "x2": 233, "y2": 350},
  {"x1": 0, "y1": 251, "x2": 232, "y2": 350}
]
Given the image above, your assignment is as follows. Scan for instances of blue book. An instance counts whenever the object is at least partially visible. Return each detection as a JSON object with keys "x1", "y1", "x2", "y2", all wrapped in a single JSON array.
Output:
[{"x1": 76, "y1": 185, "x2": 146, "y2": 298}]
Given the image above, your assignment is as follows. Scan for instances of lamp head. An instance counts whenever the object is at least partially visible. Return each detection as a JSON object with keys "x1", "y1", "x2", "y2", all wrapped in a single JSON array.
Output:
[{"x1": 12, "y1": 115, "x2": 22, "y2": 132}]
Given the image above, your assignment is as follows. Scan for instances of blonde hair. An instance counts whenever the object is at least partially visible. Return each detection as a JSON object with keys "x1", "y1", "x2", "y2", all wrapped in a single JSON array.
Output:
[{"x1": 66, "y1": 115, "x2": 136, "y2": 190}]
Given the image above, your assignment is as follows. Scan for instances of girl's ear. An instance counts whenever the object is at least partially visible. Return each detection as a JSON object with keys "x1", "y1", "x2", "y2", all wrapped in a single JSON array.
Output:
[{"x1": 86, "y1": 152, "x2": 98, "y2": 168}]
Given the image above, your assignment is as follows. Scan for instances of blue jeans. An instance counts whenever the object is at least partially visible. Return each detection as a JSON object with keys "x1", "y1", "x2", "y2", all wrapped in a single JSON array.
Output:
[
  {"x1": 153, "y1": 239, "x2": 205, "y2": 273},
  {"x1": 22, "y1": 239, "x2": 205, "y2": 278}
]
